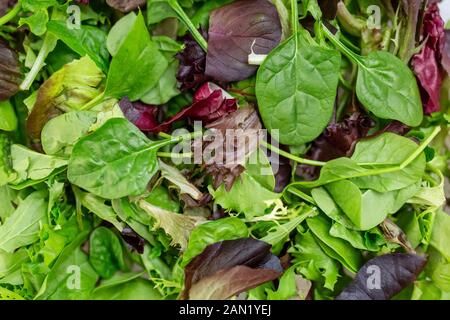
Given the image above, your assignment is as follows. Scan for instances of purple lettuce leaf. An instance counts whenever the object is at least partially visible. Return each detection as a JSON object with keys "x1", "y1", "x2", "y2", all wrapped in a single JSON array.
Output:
[
  {"x1": 0, "y1": 41, "x2": 21, "y2": 101},
  {"x1": 119, "y1": 83, "x2": 238, "y2": 133},
  {"x1": 297, "y1": 113, "x2": 374, "y2": 180},
  {"x1": 205, "y1": 0, "x2": 282, "y2": 82},
  {"x1": 336, "y1": 253, "x2": 427, "y2": 300},
  {"x1": 182, "y1": 238, "x2": 283, "y2": 300},
  {"x1": 176, "y1": 30, "x2": 209, "y2": 92},
  {"x1": 121, "y1": 226, "x2": 145, "y2": 254},
  {"x1": 412, "y1": 3, "x2": 445, "y2": 114},
  {"x1": 106, "y1": 0, "x2": 146, "y2": 12}
]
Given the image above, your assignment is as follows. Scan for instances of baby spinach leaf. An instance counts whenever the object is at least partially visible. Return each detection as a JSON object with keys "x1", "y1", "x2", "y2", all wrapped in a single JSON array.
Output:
[
  {"x1": 68, "y1": 118, "x2": 160, "y2": 199},
  {"x1": 356, "y1": 51, "x2": 423, "y2": 127},
  {"x1": 182, "y1": 217, "x2": 249, "y2": 267},
  {"x1": 92, "y1": 276, "x2": 163, "y2": 300},
  {"x1": 256, "y1": 32, "x2": 341, "y2": 145},
  {"x1": 329, "y1": 222, "x2": 384, "y2": 252},
  {"x1": 104, "y1": 12, "x2": 168, "y2": 101},
  {"x1": 311, "y1": 187, "x2": 356, "y2": 229},
  {"x1": 106, "y1": 12, "x2": 137, "y2": 56},
  {"x1": 307, "y1": 214, "x2": 363, "y2": 273},
  {"x1": 325, "y1": 180, "x2": 419, "y2": 231},
  {"x1": 47, "y1": 20, "x2": 110, "y2": 72},
  {"x1": 89, "y1": 227, "x2": 125, "y2": 279},
  {"x1": 0, "y1": 190, "x2": 47, "y2": 253},
  {"x1": 350, "y1": 133, "x2": 426, "y2": 192},
  {"x1": 41, "y1": 111, "x2": 97, "y2": 157},
  {"x1": 323, "y1": 28, "x2": 423, "y2": 126}
]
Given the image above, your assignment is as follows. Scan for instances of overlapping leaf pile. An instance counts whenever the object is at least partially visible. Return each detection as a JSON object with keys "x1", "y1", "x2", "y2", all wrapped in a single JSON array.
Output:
[{"x1": 0, "y1": 0, "x2": 449, "y2": 300}]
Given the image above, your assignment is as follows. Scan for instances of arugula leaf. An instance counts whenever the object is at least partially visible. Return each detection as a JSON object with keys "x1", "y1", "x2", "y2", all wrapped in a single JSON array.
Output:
[
  {"x1": 256, "y1": 32, "x2": 341, "y2": 145},
  {"x1": 104, "y1": 12, "x2": 168, "y2": 101}
]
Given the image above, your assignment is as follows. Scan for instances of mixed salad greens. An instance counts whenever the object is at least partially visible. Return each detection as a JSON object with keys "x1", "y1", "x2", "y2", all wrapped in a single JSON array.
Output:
[{"x1": 0, "y1": 0, "x2": 449, "y2": 300}]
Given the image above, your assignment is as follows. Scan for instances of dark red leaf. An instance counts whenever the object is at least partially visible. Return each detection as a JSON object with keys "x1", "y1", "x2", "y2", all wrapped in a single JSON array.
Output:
[
  {"x1": 205, "y1": 0, "x2": 282, "y2": 82},
  {"x1": 0, "y1": 41, "x2": 21, "y2": 101},
  {"x1": 119, "y1": 83, "x2": 237, "y2": 133},
  {"x1": 118, "y1": 97, "x2": 170, "y2": 132},
  {"x1": 318, "y1": 0, "x2": 339, "y2": 20},
  {"x1": 106, "y1": 0, "x2": 146, "y2": 12},
  {"x1": 176, "y1": 30, "x2": 209, "y2": 92},
  {"x1": 121, "y1": 226, "x2": 145, "y2": 254},
  {"x1": 442, "y1": 30, "x2": 450, "y2": 75},
  {"x1": 297, "y1": 113, "x2": 374, "y2": 180},
  {"x1": 412, "y1": 3, "x2": 445, "y2": 114},
  {"x1": 183, "y1": 238, "x2": 283, "y2": 299},
  {"x1": 336, "y1": 253, "x2": 427, "y2": 300},
  {"x1": 0, "y1": 0, "x2": 17, "y2": 17}
]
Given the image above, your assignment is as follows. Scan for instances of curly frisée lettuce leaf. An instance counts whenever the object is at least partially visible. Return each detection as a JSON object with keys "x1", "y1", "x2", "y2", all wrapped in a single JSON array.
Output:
[
  {"x1": 26, "y1": 56, "x2": 105, "y2": 142},
  {"x1": 138, "y1": 199, "x2": 205, "y2": 251},
  {"x1": 182, "y1": 238, "x2": 283, "y2": 300}
]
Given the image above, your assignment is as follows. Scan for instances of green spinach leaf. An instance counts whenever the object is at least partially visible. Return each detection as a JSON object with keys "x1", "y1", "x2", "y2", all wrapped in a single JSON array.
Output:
[
  {"x1": 256, "y1": 32, "x2": 340, "y2": 145},
  {"x1": 89, "y1": 227, "x2": 125, "y2": 279}
]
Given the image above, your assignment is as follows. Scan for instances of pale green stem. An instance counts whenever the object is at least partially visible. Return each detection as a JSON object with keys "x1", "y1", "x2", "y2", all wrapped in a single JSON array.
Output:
[{"x1": 0, "y1": 2, "x2": 21, "y2": 26}]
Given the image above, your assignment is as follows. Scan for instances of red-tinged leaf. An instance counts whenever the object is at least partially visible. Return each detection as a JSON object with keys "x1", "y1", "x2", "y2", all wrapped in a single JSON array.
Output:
[
  {"x1": 319, "y1": 0, "x2": 339, "y2": 20},
  {"x1": 129, "y1": 82, "x2": 238, "y2": 133},
  {"x1": 0, "y1": 42, "x2": 21, "y2": 101},
  {"x1": 442, "y1": 30, "x2": 450, "y2": 75},
  {"x1": 189, "y1": 265, "x2": 281, "y2": 300},
  {"x1": 336, "y1": 253, "x2": 427, "y2": 300},
  {"x1": 183, "y1": 238, "x2": 283, "y2": 300},
  {"x1": 121, "y1": 226, "x2": 145, "y2": 254},
  {"x1": 176, "y1": 30, "x2": 209, "y2": 91},
  {"x1": 106, "y1": 0, "x2": 146, "y2": 12},
  {"x1": 412, "y1": 3, "x2": 445, "y2": 114},
  {"x1": 119, "y1": 97, "x2": 170, "y2": 133},
  {"x1": 205, "y1": 0, "x2": 282, "y2": 82},
  {"x1": 297, "y1": 113, "x2": 374, "y2": 180},
  {"x1": 205, "y1": 106, "x2": 262, "y2": 190}
]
